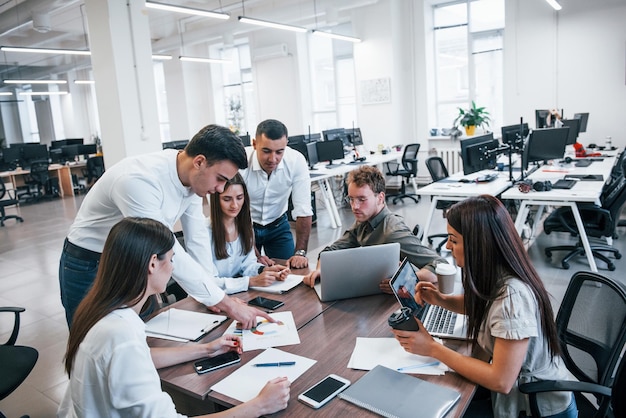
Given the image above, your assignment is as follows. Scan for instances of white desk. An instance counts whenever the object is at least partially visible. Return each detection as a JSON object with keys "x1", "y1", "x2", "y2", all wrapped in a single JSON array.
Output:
[
  {"x1": 309, "y1": 152, "x2": 401, "y2": 228},
  {"x1": 500, "y1": 156, "x2": 617, "y2": 272},
  {"x1": 417, "y1": 170, "x2": 513, "y2": 245}
]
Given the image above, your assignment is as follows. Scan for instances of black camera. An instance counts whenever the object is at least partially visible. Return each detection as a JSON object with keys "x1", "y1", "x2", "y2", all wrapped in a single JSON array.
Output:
[{"x1": 388, "y1": 307, "x2": 419, "y2": 331}]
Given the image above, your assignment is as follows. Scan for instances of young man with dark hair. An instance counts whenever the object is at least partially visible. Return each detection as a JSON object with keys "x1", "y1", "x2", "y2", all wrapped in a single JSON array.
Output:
[{"x1": 59, "y1": 124, "x2": 271, "y2": 329}]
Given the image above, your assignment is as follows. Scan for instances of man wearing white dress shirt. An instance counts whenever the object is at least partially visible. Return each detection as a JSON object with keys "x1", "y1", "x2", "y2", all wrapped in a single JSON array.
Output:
[
  {"x1": 59, "y1": 124, "x2": 271, "y2": 329},
  {"x1": 241, "y1": 119, "x2": 312, "y2": 268}
]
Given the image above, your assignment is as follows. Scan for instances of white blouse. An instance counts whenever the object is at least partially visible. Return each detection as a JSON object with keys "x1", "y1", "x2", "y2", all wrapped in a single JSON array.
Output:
[{"x1": 207, "y1": 223, "x2": 264, "y2": 294}]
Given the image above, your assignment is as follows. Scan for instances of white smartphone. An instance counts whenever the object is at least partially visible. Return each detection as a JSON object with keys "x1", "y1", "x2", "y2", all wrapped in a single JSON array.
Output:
[{"x1": 298, "y1": 374, "x2": 351, "y2": 409}]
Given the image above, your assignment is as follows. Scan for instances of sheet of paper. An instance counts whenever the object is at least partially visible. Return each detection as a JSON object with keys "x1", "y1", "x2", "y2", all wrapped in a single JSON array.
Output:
[
  {"x1": 211, "y1": 348, "x2": 316, "y2": 402},
  {"x1": 347, "y1": 337, "x2": 448, "y2": 375},
  {"x1": 223, "y1": 311, "x2": 300, "y2": 351},
  {"x1": 144, "y1": 308, "x2": 227, "y2": 341},
  {"x1": 249, "y1": 274, "x2": 304, "y2": 294}
]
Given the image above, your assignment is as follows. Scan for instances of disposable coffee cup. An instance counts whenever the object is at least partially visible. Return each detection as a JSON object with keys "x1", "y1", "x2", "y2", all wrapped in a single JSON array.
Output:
[{"x1": 435, "y1": 263, "x2": 457, "y2": 294}]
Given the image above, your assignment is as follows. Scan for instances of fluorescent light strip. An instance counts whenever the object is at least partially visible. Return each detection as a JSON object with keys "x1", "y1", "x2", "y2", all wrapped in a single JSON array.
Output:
[
  {"x1": 74, "y1": 80, "x2": 95, "y2": 85},
  {"x1": 179, "y1": 56, "x2": 228, "y2": 64},
  {"x1": 145, "y1": 1, "x2": 229, "y2": 20},
  {"x1": 545, "y1": 0, "x2": 562, "y2": 10},
  {"x1": 238, "y1": 16, "x2": 307, "y2": 33},
  {"x1": 0, "y1": 92, "x2": 13, "y2": 96},
  {"x1": 1, "y1": 46, "x2": 90, "y2": 55},
  {"x1": 152, "y1": 54, "x2": 173, "y2": 60},
  {"x1": 311, "y1": 30, "x2": 361, "y2": 43},
  {"x1": 5, "y1": 79, "x2": 67, "y2": 84},
  {"x1": 19, "y1": 91, "x2": 69, "y2": 96}
]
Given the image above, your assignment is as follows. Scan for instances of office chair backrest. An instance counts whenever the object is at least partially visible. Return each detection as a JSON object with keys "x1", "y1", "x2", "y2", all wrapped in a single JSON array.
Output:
[
  {"x1": 612, "y1": 355, "x2": 626, "y2": 416},
  {"x1": 557, "y1": 272, "x2": 626, "y2": 388},
  {"x1": 29, "y1": 161, "x2": 49, "y2": 184},
  {"x1": 426, "y1": 156, "x2": 449, "y2": 182},
  {"x1": 401, "y1": 144, "x2": 420, "y2": 174},
  {"x1": 86, "y1": 156, "x2": 105, "y2": 182}
]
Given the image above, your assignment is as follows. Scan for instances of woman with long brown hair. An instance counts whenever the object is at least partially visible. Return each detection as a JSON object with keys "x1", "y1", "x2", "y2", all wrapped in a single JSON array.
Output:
[
  {"x1": 208, "y1": 173, "x2": 289, "y2": 294},
  {"x1": 59, "y1": 217, "x2": 289, "y2": 417},
  {"x1": 392, "y1": 195, "x2": 576, "y2": 418}
]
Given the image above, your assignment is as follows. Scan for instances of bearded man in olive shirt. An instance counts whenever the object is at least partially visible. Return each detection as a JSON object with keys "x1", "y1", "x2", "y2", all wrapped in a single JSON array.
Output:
[{"x1": 304, "y1": 165, "x2": 447, "y2": 290}]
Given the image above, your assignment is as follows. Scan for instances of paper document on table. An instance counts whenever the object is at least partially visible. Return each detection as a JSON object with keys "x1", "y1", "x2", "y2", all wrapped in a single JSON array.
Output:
[
  {"x1": 347, "y1": 337, "x2": 448, "y2": 375},
  {"x1": 223, "y1": 311, "x2": 300, "y2": 351},
  {"x1": 211, "y1": 348, "x2": 316, "y2": 402},
  {"x1": 249, "y1": 274, "x2": 303, "y2": 294},
  {"x1": 145, "y1": 308, "x2": 227, "y2": 341}
]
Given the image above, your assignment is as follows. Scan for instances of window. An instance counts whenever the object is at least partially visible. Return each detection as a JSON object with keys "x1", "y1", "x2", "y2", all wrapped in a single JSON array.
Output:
[
  {"x1": 153, "y1": 61, "x2": 170, "y2": 142},
  {"x1": 432, "y1": 0, "x2": 504, "y2": 133}
]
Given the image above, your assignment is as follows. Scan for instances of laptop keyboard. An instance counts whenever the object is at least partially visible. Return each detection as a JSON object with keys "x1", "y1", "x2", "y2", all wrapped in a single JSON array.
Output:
[{"x1": 425, "y1": 305, "x2": 457, "y2": 335}]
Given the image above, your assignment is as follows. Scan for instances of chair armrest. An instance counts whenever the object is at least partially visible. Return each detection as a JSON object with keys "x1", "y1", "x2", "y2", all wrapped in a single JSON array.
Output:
[
  {"x1": 0, "y1": 306, "x2": 25, "y2": 346},
  {"x1": 519, "y1": 380, "x2": 611, "y2": 418}
]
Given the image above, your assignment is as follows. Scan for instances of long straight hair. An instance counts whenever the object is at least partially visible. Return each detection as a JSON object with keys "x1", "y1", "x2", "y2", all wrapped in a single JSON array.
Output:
[
  {"x1": 209, "y1": 173, "x2": 254, "y2": 259},
  {"x1": 64, "y1": 217, "x2": 175, "y2": 376},
  {"x1": 446, "y1": 195, "x2": 561, "y2": 356}
]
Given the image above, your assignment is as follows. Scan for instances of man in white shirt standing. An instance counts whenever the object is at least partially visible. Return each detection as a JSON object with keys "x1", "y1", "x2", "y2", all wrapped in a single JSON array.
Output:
[
  {"x1": 59, "y1": 124, "x2": 271, "y2": 328},
  {"x1": 241, "y1": 119, "x2": 312, "y2": 269}
]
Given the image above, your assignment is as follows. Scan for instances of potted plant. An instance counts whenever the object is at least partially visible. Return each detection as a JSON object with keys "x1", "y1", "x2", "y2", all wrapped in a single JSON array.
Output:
[{"x1": 453, "y1": 101, "x2": 491, "y2": 136}]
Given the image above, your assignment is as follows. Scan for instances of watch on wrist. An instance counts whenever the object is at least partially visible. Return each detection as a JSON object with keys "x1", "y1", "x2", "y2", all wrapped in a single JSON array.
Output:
[{"x1": 294, "y1": 250, "x2": 307, "y2": 257}]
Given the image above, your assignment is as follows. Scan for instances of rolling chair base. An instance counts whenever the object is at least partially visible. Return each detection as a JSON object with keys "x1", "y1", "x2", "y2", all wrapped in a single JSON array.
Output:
[
  {"x1": 0, "y1": 214, "x2": 24, "y2": 227},
  {"x1": 545, "y1": 243, "x2": 621, "y2": 271}
]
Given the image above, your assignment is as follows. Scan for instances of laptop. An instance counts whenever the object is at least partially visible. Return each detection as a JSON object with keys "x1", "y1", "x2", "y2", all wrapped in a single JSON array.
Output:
[
  {"x1": 389, "y1": 258, "x2": 468, "y2": 340},
  {"x1": 315, "y1": 243, "x2": 401, "y2": 302}
]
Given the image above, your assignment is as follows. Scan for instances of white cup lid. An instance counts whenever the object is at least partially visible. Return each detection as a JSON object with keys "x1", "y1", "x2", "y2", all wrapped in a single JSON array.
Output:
[{"x1": 435, "y1": 263, "x2": 457, "y2": 275}]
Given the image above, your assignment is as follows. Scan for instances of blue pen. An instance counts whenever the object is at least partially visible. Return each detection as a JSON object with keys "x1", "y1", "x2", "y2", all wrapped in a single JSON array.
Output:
[
  {"x1": 253, "y1": 362, "x2": 296, "y2": 367},
  {"x1": 397, "y1": 361, "x2": 441, "y2": 371}
]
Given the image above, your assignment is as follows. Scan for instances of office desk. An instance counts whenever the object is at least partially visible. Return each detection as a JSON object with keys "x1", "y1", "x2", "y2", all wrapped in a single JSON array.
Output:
[
  {"x1": 500, "y1": 156, "x2": 616, "y2": 272},
  {"x1": 308, "y1": 152, "x2": 401, "y2": 228},
  {"x1": 0, "y1": 161, "x2": 86, "y2": 197},
  {"x1": 153, "y1": 288, "x2": 479, "y2": 417},
  {"x1": 417, "y1": 170, "x2": 513, "y2": 245}
]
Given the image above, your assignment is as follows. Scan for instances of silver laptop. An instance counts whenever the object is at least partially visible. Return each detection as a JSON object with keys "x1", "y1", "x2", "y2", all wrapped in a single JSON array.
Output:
[
  {"x1": 315, "y1": 243, "x2": 401, "y2": 302},
  {"x1": 389, "y1": 258, "x2": 468, "y2": 340}
]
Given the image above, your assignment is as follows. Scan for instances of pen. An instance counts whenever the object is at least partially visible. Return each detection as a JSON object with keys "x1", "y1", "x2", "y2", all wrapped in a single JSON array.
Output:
[
  {"x1": 253, "y1": 362, "x2": 296, "y2": 367},
  {"x1": 397, "y1": 361, "x2": 441, "y2": 371},
  {"x1": 201, "y1": 320, "x2": 220, "y2": 333}
]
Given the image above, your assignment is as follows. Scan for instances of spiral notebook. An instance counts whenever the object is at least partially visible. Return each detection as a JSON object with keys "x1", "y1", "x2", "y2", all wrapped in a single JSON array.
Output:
[{"x1": 338, "y1": 365, "x2": 460, "y2": 418}]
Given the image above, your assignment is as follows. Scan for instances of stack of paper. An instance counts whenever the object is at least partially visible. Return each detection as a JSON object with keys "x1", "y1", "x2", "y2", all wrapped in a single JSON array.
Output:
[
  {"x1": 145, "y1": 308, "x2": 227, "y2": 342},
  {"x1": 222, "y1": 311, "x2": 300, "y2": 351},
  {"x1": 249, "y1": 274, "x2": 304, "y2": 294}
]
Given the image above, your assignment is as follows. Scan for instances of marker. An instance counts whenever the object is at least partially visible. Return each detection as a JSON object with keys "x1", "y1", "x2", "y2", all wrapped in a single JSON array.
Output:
[
  {"x1": 253, "y1": 362, "x2": 296, "y2": 367},
  {"x1": 397, "y1": 361, "x2": 441, "y2": 371}
]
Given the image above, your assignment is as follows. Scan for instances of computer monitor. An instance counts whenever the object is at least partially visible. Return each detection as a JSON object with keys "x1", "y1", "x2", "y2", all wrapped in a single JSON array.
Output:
[
  {"x1": 1, "y1": 147, "x2": 21, "y2": 167},
  {"x1": 316, "y1": 139, "x2": 345, "y2": 168},
  {"x1": 560, "y1": 118, "x2": 581, "y2": 145},
  {"x1": 288, "y1": 135, "x2": 306, "y2": 145},
  {"x1": 306, "y1": 133, "x2": 321, "y2": 143},
  {"x1": 306, "y1": 142, "x2": 319, "y2": 169},
  {"x1": 61, "y1": 144, "x2": 81, "y2": 161},
  {"x1": 460, "y1": 133, "x2": 499, "y2": 175},
  {"x1": 500, "y1": 123, "x2": 529, "y2": 145},
  {"x1": 573, "y1": 113, "x2": 589, "y2": 133},
  {"x1": 51, "y1": 138, "x2": 84, "y2": 149},
  {"x1": 22, "y1": 144, "x2": 49, "y2": 163},
  {"x1": 239, "y1": 134, "x2": 250, "y2": 147},
  {"x1": 77, "y1": 144, "x2": 97, "y2": 157},
  {"x1": 523, "y1": 127, "x2": 569, "y2": 170},
  {"x1": 347, "y1": 128, "x2": 363, "y2": 146},
  {"x1": 535, "y1": 109, "x2": 550, "y2": 129},
  {"x1": 322, "y1": 128, "x2": 350, "y2": 147}
]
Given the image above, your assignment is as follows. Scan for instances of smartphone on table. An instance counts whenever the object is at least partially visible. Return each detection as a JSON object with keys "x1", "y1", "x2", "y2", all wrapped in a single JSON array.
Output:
[
  {"x1": 194, "y1": 351, "x2": 241, "y2": 374},
  {"x1": 298, "y1": 374, "x2": 351, "y2": 409},
  {"x1": 248, "y1": 296, "x2": 284, "y2": 311}
]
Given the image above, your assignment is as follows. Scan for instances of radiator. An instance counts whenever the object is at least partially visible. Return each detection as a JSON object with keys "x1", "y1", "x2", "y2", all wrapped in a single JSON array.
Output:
[{"x1": 436, "y1": 148, "x2": 464, "y2": 175}]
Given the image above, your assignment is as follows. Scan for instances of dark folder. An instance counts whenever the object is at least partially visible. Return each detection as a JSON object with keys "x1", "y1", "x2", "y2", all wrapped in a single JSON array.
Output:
[{"x1": 338, "y1": 365, "x2": 460, "y2": 418}]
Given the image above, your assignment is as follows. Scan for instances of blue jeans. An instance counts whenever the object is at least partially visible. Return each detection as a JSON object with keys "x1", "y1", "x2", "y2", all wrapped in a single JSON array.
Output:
[
  {"x1": 59, "y1": 246, "x2": 100, "y2": 326},
  {"x1": 254, "y1": 214, "x2": 294, "y2": 260}
]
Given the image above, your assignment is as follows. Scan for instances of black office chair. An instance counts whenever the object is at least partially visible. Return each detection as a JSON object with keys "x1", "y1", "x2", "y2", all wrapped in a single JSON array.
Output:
[
  {"x1": 543, "y1": 169, "x2": 626, "y2": 271},
  {"x1": 21, "y1": 161, "x2": 58, "y2": 202},
  {"x1": 0, "y1": 307, "x2": 39, "y2": 418},
  {"x1": 519, "y1": 271, "x2": 626, "y2": 418},
  {"x1": 82, "y1": 156, "x2": 105, "y2": 188},
  {"x1": 0, "y1": 181, "x2": 23, "y2": 227},
  {"x1": 385, "y1": 144, "x2": 420, "y2": 204},
  {"x1": 425, "y1": 156, "x2": 454, "y2": 252}
]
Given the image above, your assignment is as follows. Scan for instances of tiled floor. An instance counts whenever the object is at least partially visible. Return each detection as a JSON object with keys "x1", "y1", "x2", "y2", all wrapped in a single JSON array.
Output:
[{"x1": 1, "y1": 189, "x2": 625, "y2": 417}]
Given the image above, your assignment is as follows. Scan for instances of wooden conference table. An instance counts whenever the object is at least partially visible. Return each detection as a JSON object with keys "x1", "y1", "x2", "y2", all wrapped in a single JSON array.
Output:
[
  {"x1": 0, "y1": 160, "x2": 86, "y2": 197},
  {"x1": 150, "y1": 278, "x2": 480, "y2": 417}
]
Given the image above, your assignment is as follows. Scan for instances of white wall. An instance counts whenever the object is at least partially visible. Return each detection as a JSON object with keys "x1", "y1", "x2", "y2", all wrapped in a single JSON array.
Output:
[{"x1": 504, "y1": 0, "x2": 626, "y2": 146}]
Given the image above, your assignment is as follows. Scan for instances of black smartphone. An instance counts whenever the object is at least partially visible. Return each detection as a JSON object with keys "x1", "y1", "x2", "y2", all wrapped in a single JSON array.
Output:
[
  {"x1": 194, "y1": 352, "x2": 240, "y2": 374},
  {"x1": 248, "y1": 296, "x2": 285, "y2": 311}
]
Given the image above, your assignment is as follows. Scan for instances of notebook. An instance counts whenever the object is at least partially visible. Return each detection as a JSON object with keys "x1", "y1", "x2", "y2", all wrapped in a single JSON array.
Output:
[
  {"x1": 338, "y1": 365, "x2": 460, "y2": 418},
  {"x1": 389, "y1": 258, "x2": 468, "y2": 339},
  {"x1": 315, "y1": 243, "x2": 400, "y2": 302},
  {"x1": 145, "y1": 308, "x2": 227, "y2": 342},
  {"x1": 552, "y1": 179, "x2": 577, "y2": 190}
]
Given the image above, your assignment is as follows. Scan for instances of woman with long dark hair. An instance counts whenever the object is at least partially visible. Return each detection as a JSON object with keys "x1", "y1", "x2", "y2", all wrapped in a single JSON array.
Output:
[
  {"x1": 208, "y1": 173, "x2": 289, "y2": 294},
  {"x1": 392, "y1": 195, "x2": 576, "y2": 417},
  {"x1": 59, "y1": 217, "x2": 289, "y2": 417}
]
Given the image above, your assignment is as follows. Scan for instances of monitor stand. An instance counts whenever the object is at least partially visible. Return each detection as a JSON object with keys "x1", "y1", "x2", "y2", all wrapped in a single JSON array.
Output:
[{"x1": 326, "y1": 161, "x2": 341, "y2": 168}]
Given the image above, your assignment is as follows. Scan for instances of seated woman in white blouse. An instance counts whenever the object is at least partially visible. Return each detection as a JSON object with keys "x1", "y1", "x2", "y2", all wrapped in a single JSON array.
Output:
[
  {"x1": 59, "y1": 217, "x2": 290, "y2": 418},
  {"x1": 207, "y1": 173, "x2": 290, "y2": 294}
]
